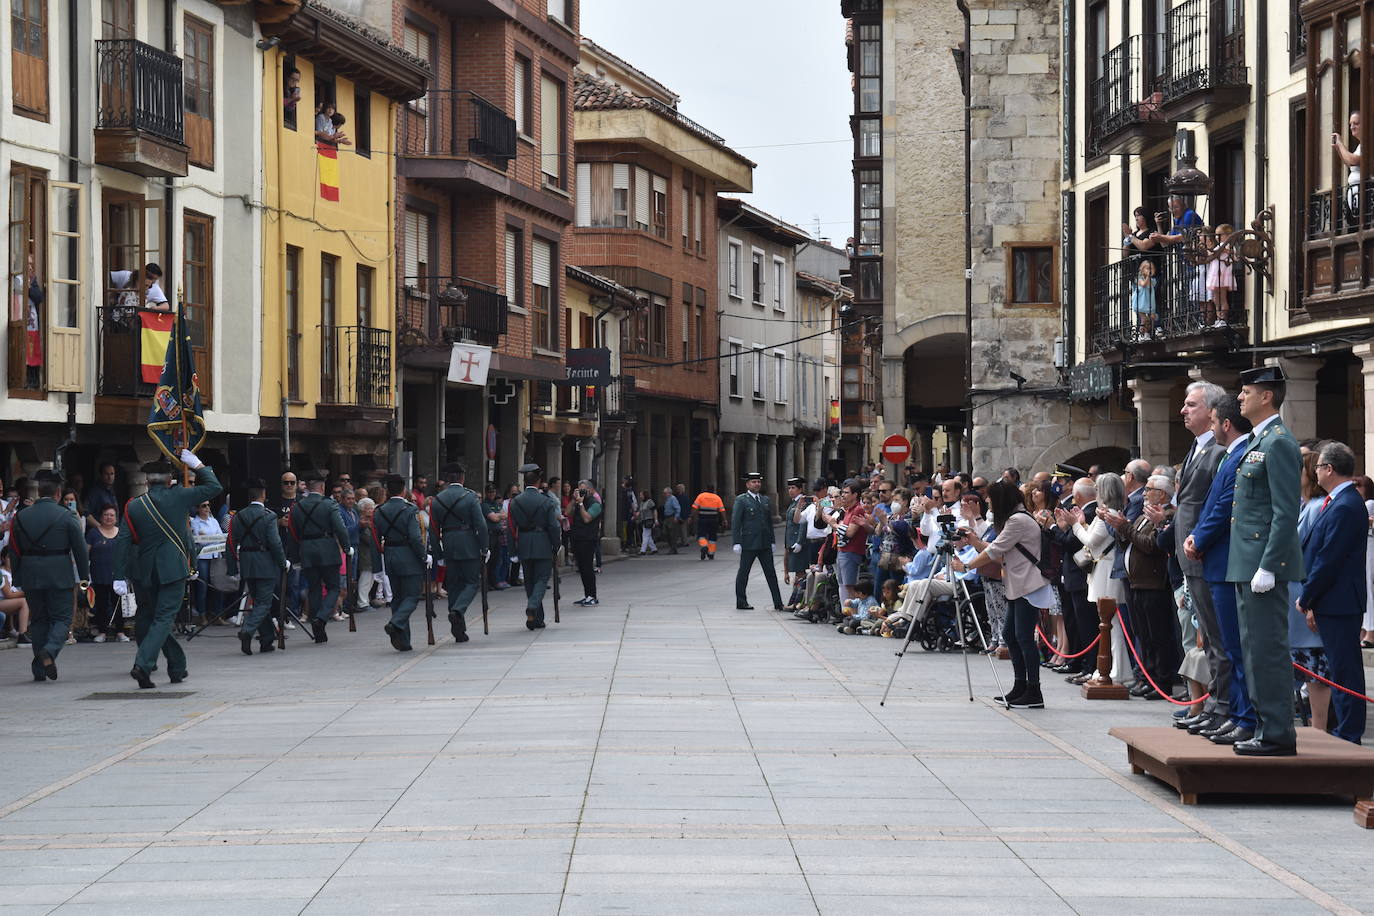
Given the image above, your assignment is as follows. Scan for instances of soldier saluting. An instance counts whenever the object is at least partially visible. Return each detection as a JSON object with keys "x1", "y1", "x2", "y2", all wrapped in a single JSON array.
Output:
[
  {"x1": 114, "y1": 451, "x2": 223, "y2": 689},
  {"x1": 375, "y1": 474, "x2": 426, "y2": 651},
  {"x1": 509, "y1": 463, "x2": 561, "y2": 630},
  {"x1": 290, "y1": 470, "x2": 352, "y2": 644},
  {"x1": 226, "y1": 478, "x2": 289, "y2": 656},
  {"x1": 428, "y1": 463, "x2": 488, "y2": 642},
  {"x1": 731, "y1": 471, "x2": 783, "y2": 611},
  {"x1": 10, "y1": 469, "x2": 89, "y2": 682}
]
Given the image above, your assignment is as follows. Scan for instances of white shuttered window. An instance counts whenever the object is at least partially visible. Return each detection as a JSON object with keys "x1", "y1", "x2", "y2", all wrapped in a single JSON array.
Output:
[
  {"x1": 505, "y1": 228, "x2": 521, "y2": 309},
  {"x1": 540, "y1": 74, "x2": 562, "y2": 184},
  {"x1": 532, "y1": 237, "x2": 554, "y2": 350}
]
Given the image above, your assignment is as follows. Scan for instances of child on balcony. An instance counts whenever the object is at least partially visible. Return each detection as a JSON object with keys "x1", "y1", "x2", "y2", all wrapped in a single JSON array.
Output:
[
  {"x1": 1129, "y1": 258, "x2": 1157, "y2": 341},
  {"x1": 1205, "y1": 223, "x2": 1236, "y2": 329}
]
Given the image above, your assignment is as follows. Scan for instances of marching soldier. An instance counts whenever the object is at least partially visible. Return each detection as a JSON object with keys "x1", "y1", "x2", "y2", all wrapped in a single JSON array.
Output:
[
  {"x1": 732, "y1": 471, "x2": 783, "y2": 611},
  {"x1": 509, "y1": 463, "x2": 561, "y2": 630},
  {"x1": 10, "y1": 469, "x2": 89, "y2": 681},
  {"x1": 428, "y1": 463, "x2": 488, "y2": 642},
  {"x1": 290, "y1": 471, "x2": 351, "y2": 643},
  {"x1": 375, "y1": 474, "x2": 426, "y2": 651},
  {"x1": 1228, "y1": 365, "x2": 1304, "y2": 756},
  {"x1": 115, "y1": 451, "x2": 223, "y2": 688},
  {"x1": 226, "y1": 478, "x2": 289, "y2": 656}
]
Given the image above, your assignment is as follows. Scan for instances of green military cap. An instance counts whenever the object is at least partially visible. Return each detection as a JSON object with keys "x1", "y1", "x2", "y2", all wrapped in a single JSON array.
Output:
[{"x1": 742, "y1": 471, "x2": 763, "y2": 481}]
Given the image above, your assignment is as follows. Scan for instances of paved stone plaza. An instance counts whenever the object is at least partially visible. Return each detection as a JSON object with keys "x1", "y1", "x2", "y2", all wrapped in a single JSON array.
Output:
[{"x1": 0, "y1": 550, "x2": 1369, "y2": 915}]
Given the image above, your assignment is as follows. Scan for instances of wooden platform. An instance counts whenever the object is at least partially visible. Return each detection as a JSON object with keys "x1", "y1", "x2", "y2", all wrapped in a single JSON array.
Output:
[{"x1": 1110, "y1": 727, "x2": 1374, "y2": 826}]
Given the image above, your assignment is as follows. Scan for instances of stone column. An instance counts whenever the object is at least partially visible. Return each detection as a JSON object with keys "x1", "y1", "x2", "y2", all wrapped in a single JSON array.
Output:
[
  {"x1": 1265, "y1": 356, "x2": 1321, "y2": 444},
  {"x1": 1355, "y1": 344, "x2": 1374, "y2": 467},
  {"x1": 763, "y1": 435, "x2": 779, "y2": 515},
  {"x1": 600, "y1": 430, "x2": 622, "y2": 557},
  {"x1": 947, "y1": 426, "x2": 966, "y2": 473},
  {"x1": 720, "y1": 433, "x2": 737, "y2": 497},
  {"x1": 578, "y1": 437, "x2": 596, "y2": 483},
  {"x1": 700, "y1": 421, "x2": 718, "y2": 493},
  {"x1": 462, "y1": 388, "x2": 490, "y2": 487},
  {"x1": 806, "y1": 438, "x2": 823, "y2": 484},
  {"x1": 415, "y1": 376, "x2": 442, "y2": 483},
  {"x1": 916, "y1": 426, "x2": 936, "y2": 475},
  {"x1": 1128, "y1": 378, "x2": 1175, "y2": 461},
  {"x1": 544, "y1": 434, "x2": 564, "y2": 485},
  {"x1": 742, "y1": 434, "x2": 759, "y2": 478}
]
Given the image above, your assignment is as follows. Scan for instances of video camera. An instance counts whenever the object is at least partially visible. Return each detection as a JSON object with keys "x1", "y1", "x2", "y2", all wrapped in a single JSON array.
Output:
[{"x1": 935, "y1": 513, "x2": 967, "y2": 553}]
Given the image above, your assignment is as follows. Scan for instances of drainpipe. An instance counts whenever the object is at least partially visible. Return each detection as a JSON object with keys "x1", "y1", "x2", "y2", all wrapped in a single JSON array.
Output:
[
  {"x1": 956, "y1": 0, "x2": 973, "y2": 451},
  {"x1": 1251, "y1": 0, "x2": 1267, "y2": 350}
]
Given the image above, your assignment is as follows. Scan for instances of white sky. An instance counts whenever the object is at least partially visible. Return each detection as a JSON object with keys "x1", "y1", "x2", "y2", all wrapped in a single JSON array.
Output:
[{"x1": 578, "y1": 0, "x2": 853, "y2": 242}]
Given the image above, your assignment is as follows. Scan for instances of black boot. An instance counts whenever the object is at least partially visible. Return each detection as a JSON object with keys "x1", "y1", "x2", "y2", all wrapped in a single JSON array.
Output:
[
  {"x1": 994, "y1": 680, "x2": 1026, "y2": 706},
  {"x1": 1009, "y1": 684, "x2": 1044, "y2": 709}
]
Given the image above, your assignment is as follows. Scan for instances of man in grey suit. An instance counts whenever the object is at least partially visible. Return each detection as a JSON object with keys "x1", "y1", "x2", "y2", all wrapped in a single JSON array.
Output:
[{"x1": 1172, "y1": 380, "x2": 1228, "y2": 731}]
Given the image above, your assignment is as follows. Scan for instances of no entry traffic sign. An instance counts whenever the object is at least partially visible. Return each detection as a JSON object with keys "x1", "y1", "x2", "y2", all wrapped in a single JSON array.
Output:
[{"x1": 881, "y1": 434, "x2": 911, "y2": 466}]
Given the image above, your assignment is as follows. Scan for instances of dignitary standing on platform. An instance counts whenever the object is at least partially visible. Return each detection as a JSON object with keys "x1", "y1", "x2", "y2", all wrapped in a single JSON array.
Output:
[
  {"x1": 375, "y1": 475, "x2": 426, "y2": 651},
  {"x1": 1228, "y1": 366, "x2": 1304, "y2": 756},
  {"x1": 509, "y1": 464, "x2": 561, "y2": 630},
  {"x1": 732, "y1": 471, "x2": 783, "y2": 611},
  {"x1": 428, "y1": 463, "x2": 488, "y2": 642},
  {"x1": 116, "y1": 452, "x2": 222, "y2": 688},
  {"x1": 9, "y1": 470, "x2": 89, "y2": 681},
  {"x1": 1296, "y1": 441, "x2": 1368, "y2": 744},
  {"x1": 1184, "y1": 396, "x2": 1255, "y2": 743},
  {"x1": 227, "y1": 479, "x2": 288, "y2": 655},
  {"x1": 290, "y1": 472, "x2": 351, "y2": 644}
]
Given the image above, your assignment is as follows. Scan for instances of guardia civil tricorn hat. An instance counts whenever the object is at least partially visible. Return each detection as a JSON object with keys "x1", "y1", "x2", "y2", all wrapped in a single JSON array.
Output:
[{"x1": 1238, "y1": 365, "x2": 1286, "y2": 386}]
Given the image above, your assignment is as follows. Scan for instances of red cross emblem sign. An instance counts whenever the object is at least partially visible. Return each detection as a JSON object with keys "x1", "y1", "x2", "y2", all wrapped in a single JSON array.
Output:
[{"x1": 448, "y1": 342, "x2": 493, "y2": 387}]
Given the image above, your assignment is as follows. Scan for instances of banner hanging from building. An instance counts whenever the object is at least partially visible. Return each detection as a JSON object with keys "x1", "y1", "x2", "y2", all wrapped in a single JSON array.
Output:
[
  {"x1": 559, "y1": 347, "x2": 611, "y2": 386},
  {"x1": 448, "y1": 342, "x2": 493, "y2": 387},
  {"x1": 318, "y1": 142, "x2": 340, "y2": 201},
  {"x1": 139, "y1": 311, "x2": 175, "y2": 384}
]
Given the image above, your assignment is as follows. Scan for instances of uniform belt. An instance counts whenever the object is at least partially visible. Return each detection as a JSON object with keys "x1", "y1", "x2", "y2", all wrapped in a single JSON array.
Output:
[
  {"x1": 304, "y1": 535, "x2": 333, "y2": 541},
  {"x1": 518, "y1": 527, "x2": 537, "y2": 533},
  {"x1": 239, "y1": 546, "x2": 264, "y2": 552},
  {"x1": 441, "y1": 527, "x2": 470, "y2": 533},
  {"x1": 21, "y1": 548, "x2": 67, "y2": 556}
]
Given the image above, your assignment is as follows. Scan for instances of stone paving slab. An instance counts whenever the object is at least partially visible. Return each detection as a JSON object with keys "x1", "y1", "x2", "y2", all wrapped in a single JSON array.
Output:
[{"x1": 1, "y1": 547, "x2": 1368, "y2": 914}]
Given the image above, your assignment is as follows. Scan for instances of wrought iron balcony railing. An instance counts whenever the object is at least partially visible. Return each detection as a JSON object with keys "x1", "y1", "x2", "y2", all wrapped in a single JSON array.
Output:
[
  {"x1": 319, "y1": 325, "x2": 392, "y2": 409},
  {"x1": 399, "y1": 90, "x2": 517, "y2": 170},
  {"x1": 1088, "y1": 34, "x2": 1166, "y2": 156},
  {"x1": 1163, "y1": 0, "x2": 1248, "y2": 103},
  {"x1": 400, "y1": 275, "x2": 509, "y2": 349},
  {"x1": 96, "y1": 39, "x2": 184, "y2": 143},
  {"x1": 1089, "y1": 245, "x2": 1247, "y2": 355}
]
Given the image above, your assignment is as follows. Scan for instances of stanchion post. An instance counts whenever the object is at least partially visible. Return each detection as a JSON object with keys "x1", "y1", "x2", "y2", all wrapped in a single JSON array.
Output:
[{"x1": 1082, "y1": 598, "x2": 1129, "y2": 699}]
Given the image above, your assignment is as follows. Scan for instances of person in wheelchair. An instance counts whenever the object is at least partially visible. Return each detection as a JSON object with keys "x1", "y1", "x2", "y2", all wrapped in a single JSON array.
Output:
[{"x1": 891, "y1": 522, "x2": 982, "y2": 627}]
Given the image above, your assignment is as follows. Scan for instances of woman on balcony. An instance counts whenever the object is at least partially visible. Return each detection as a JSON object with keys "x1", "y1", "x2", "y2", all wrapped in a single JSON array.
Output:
[{"x1": 1333, "y1": 111, "x2": 1362, "y2": 227}]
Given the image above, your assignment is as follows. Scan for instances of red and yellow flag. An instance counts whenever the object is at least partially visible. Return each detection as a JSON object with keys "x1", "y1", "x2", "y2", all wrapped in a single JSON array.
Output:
[
  {"x1": 318, "y1": 142, "x2": 340, "y2": 201},
  {"x1": 139, "y1": 311, "x2": 174, "y2": 384}
]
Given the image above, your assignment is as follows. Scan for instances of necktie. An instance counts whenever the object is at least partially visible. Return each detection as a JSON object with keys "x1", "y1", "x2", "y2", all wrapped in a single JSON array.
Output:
[{"x1": 1321, "y1": 495, "x2": 1331, "y2": 513}]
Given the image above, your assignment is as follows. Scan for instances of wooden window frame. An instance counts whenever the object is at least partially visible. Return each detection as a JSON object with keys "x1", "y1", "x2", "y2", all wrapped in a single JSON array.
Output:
[
  {"x1": 353, "y1": 86, "x2": 372, "y2": 158},
  {"x1": 12, "y1": 0, "x2": 50, "y2": 120},
  {"x1": 532, "y1": 235, "x2": 558, "y2": 352},
  {"x1": 1003, "y1": 242, "x2": 1059, "y2": 308},
  {"x1": 8, "y1": 164, "x2": 47, "y2": 395},
  {"x1": 183, "y1": 211, "x2": 214, "y2": 405},
  {"x1": 539, "y1": 70, "x2": 566, "y2": 190},
  {"x1": 357, "y1": 263, "x2": 374, "y2": 329},
  {"x1": 102, "y1": 0, "x2": 135, "y2": 40},
  {"x1": 855, "y1": 21, "x2": 880, "y2": 114},
  {"x1": 514, "y1": 54, "x2": 533, "y2": 137},
  {"x1": 320, "y1": 252, "x2": 339, "y2": 403},
  {"x1": 183, "y1": 14, "x2": 215, "y2": 169}
]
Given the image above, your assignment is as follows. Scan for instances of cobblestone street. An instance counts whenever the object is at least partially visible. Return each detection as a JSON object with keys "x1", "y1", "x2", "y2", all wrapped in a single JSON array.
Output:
[{"x1": 0, "y1": 550, "x2": 1367, "y2": 915}]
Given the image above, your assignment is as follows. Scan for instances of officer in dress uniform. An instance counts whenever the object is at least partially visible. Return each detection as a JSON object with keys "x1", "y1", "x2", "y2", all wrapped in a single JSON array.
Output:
[
  {"x1": 226, "y1": 478, "x2": 289, "y2": 656},
  {"x1": 732, "y1": 471, "x2": 783, "y2": 611},
  {"x1": 374, "y1": 474, "x2": 426, "y2": 651},
  {"x1": 114, "y1": 451, "x2": 223, "y2": 688},
  {"x1": 509, "y1": 463, "x2": 561, "y2": 630},
  {"x1": 428, "y1": 463, "x2": 488, "y2": 642},
  {"x1": 782, "y1": 477, "x2": 808, "y2": 589},
  {"x1": 1228, "y1": 365, "x2": 1304, "y2": 756},
  {"x1": 290, "y1": 471, "x2": 351, "y2": 644},
  {"x1": 10, "y1": 469, "x2": 89, "y2": 681}
]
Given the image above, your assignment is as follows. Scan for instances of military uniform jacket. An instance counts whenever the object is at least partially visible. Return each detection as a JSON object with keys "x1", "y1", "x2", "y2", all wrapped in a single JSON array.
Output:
[
  {"x1": 783, "y1": 496, "x2": 806, "y2": 548},
  {"x1": 730, "y1": 492, "x2": 775, "y2": 551},
  {"x1": 10, "y1": 498, "x2": 89, "y2": 589},
  {"x1": 289, "y1": 492, "x2": 349, "y2": 567},
  {"x1": 429, "y1": 485, "x2": 488, "y2": 562},
  {"x1": 1226, "y1": 416, "x2": 1304, "y2": 583},
  {"x1": 115, "y1": 467, "x2": 223, "y2": 584},
  {"x1": 373, "y1": 497, "x2": 425, "y2": 576},
  {"x1": 226, "y1": 503, "x2": 287, "y2": 580},
  {"x1": 508, "y1": 487, "x2": 561, "y2": 560}
]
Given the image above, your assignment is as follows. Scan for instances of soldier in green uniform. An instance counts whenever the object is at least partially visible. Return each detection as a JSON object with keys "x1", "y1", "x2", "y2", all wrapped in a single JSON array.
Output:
[
  {"x1": 428, "y1": 463, "x2": 488, "y2": 643},
  {"x1": 732, "y1": 471, "x2": 783, "y2": 611},
  {"x1": 290, "y1": 471, "x2": 352, "y2": 643},
  {"x1": 1228, "y1": 365, "x2": 1304, "y2": 756},
  {"x1": 374, "y1": 474, "x2": 426, "y2": 651},
  {"x1": 10, "y1": 470, "x2": 89, "y2": 681},
  {"x1": 114, "y1": 451, "x2": 223, "y2": 688},
  {"x1": 509, "y1": 463, "x2": 561, "y2": 630},
  {"x1": 226, "y1": 478, "x2": 289, "y2": 656}
]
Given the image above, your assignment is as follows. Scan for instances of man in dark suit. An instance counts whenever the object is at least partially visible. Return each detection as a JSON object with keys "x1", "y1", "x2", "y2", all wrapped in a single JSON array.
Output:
[
  {"x1": 1184, "y1": 396, "x2": 1255, "y2": 744},
  {"x1": 1173, "y1": 381, "x2": 1229, "y2": 727},
  {"x1": 226, "y1": 479, "x2": 288, "y2": 656},
  {"x1": 1296, "y1": 441, "x2": 1368, "y2": 744},
  {"x1": 1051, "y1": 473, "x2": 1098, "y2": 679},
  {"x1": 732, "y1": 471, "x2": 782, "y2": 611},
  {"x1": 10, "y1": 470, "x2": 89, "y2": 681},
  {"x1": 290, "y1": 471, "x2": 351, "y2": 643}
]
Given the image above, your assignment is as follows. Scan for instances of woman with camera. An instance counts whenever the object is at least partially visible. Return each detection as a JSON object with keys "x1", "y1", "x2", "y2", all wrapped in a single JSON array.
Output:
[
  {"x1": 951, "y1": 479, "x2": 1057, "y2": 708},
  {"x1": 568, "y1": 482, "x2": 603, "y2": 606}
]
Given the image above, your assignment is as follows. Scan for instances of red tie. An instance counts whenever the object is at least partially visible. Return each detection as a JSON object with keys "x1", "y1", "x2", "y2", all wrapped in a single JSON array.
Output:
[{"x1": 1321, "y1": 495, "x2": 1332, "y2": 513}]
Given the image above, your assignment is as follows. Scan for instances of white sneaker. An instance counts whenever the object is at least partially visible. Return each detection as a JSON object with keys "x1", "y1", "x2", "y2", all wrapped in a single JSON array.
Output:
[
  {"x1": 116, "y1": 633, "x2": 130, "y2": 642},
  {"x1": 1211, "y1": 319, "x2": 1228, "y2": 328},
  {"x1": 93, "y1": 634, "x2": 106, "y2": 643},
  {"x1": 231, "y1": 613, "x2": 243, "y2": 626},
  {"x1": 285, "y1": 621, "x2": 296, "y2": 630}
]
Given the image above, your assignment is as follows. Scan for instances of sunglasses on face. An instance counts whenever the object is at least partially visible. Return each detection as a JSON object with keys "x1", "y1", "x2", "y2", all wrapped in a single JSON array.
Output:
[{"x1": 281, "y1": 479, "x2": 297, "y2": 485}]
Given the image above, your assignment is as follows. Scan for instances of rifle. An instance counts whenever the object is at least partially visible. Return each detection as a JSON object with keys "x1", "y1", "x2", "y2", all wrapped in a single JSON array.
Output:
[
  {"x1": 552, "y1": 558, "x2": 560, "y2": 623},
  {"x1": 481, "y1": 552, "x2": 490, "y2": 635},
  {"x1": 424, "y1": 572, "x2": 436, "y2": 645}
]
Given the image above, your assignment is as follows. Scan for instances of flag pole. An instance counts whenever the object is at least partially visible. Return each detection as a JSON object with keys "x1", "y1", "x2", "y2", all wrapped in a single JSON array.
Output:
[{"x1": 175, "y1": 287, "x2": 190, "y2": 487}]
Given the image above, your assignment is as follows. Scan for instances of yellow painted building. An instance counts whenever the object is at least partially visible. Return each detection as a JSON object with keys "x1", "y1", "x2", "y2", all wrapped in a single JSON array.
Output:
[{"x1": 254, "y1": 4, "x2": 427, "y2": 473}]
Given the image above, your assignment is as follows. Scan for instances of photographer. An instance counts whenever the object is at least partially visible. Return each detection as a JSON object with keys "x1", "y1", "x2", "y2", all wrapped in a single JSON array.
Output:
[
  {"x1": 951, "y1": 479, "x2": 1057, "y2": 708},
  {"x1": 892, "y1": 508, "x2": 981, "y2": 628},
  {"x1": 823, "y1": 481, "x2": 872, "y2": 602},
  {"x1": 569, "y1": 480, "x2": 603, "y2": 607}
]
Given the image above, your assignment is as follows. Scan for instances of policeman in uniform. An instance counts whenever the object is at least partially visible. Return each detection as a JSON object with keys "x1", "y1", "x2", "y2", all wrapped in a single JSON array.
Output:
[
  {"x1": 782, "y1": 477, "x2": 808, "y2": 589},
  {"x1": 508, "y1": 463, "x2": 561, "y2": 630},
  {"x1": 374, "y1": 474, "x2": 426, "y2": 651},
  {"x1": 290, "y1": 470, "x2": 351, "y2": 643},
  {"x1": 732, "y1": 471, "x2": 783, "y2": 611},
  {"x1": 115, "y1": 451, "x2": 223, "y2": 688},
  {"x1": 10, "y1": 469, "x2": 89, "y2": 681},
  {"x1": 226, "y1": 478, "x2": 289, "y2": 656},
  {"x1": 1228, "y1": 365, "x2": 1304, "y2": 756},
  {"x1": 428, "y1": 463, "x2": 488, "y2": 642}
]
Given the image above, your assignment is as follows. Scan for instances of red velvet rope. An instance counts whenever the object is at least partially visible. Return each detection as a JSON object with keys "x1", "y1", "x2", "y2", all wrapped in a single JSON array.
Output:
[
  {"x1": 1113, "y1": 610, "x2": 1210, "y2": 707},
  {"x1": 1293, "y1": 662, "x2": 1374, "y2": 704},
  {"x1": 1033, "y1": 625, "x2": 1101, "y2": 660}
]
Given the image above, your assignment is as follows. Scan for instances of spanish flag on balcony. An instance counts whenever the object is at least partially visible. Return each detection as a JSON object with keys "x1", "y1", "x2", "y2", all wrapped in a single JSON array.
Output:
[
  {"x1": 318, "y1": 142, "x2": 340, "y2": 202},
  {"x1": 139, "y1": 311, "x2": 175, "y2": 384},
  {"x1": 146, "y1": 300, "x2": 206, "y2": 462}
]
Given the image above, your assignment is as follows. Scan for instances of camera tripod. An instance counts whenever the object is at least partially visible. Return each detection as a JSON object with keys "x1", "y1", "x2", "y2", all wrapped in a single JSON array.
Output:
[{"x1": 879, "y1": 541, "x2": 1006, "y2": 706}]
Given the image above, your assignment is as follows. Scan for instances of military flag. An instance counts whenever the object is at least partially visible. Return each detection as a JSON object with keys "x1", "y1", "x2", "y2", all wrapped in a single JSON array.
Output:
[{"x1": 146, "y1": 299, "x2": 207, "y2": 463}]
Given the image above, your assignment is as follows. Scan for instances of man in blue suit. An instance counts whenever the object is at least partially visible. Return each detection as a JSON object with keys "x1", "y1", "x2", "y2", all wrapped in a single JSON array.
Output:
[
  {"x1": 1184, "y1": 395, "x2": 1255, "y2": 744},
  {"x1": 1296, "y1": 441, "x2": 1368, "y2": 744}
]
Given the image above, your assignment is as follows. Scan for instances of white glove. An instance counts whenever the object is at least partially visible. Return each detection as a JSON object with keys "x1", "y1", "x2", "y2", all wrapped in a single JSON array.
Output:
[
  {"x1": 179, "y1": 448, "x2": 203, "y2": 470},
  {"x1": 113, "y1": 580, "x2": 128, "y2": 596},
  {"x1": 1251, "y1": 567, "x2": 1276, "y2": 594},
  {"x1": 347, "y1": 547, "x2": 355, "y2": 558},
  {"x1": 282, "y1": 560, "x2": 291, "y2": 571},
  {"x1": 425, "y1": 555, "x2": 433, "y2": 569},
  {"x1": 769, "y1": 543, "x2": 775, "y2": 555},
  {"x1": 791, "y1": 542, "x2": 802, "y2": 554},
  {"x1": 733, "y1": 543, "x2": 742, "y2": 554}
]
